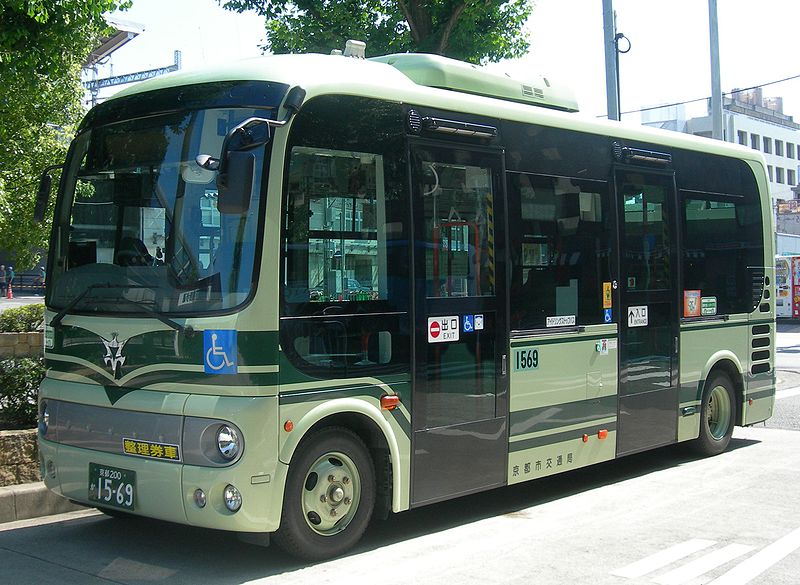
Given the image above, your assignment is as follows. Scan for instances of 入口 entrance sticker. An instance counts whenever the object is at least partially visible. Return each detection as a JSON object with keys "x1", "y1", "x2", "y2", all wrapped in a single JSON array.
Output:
[{"x1": 701, "y1": 296, "x2": 717, "y2": 316}]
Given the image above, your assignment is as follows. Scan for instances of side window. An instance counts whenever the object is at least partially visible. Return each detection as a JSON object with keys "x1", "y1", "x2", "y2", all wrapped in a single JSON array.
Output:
[
  {"x1": 508, "y1": 173, "x2": 612, "y2": 330},
  {"x1": 285, "y1": 147, "x2": 385, "y2": 303},
  {"x1": 681, "y1": 193, "x2": 764, "y2": 314},
  {"x1": 280, "y1": 96, "x2": 409, "y2": 377}
]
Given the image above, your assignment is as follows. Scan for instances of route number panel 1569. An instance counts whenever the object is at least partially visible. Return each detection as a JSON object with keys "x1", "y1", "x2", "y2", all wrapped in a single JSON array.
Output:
[{"x1": 513, "y1": 348, "x2": 539, "y2": 372}]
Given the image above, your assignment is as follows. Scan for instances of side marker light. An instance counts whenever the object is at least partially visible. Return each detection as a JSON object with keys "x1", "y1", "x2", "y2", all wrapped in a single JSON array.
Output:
[
  {"x1": 598, "y1": 429, "x2": 609, "y2": 440},
  {"x1": 284, "y1": 420, "x2": 294, "y2": 432},
  {"x1": 380, "y1": 395, "x2": 400, "y2": 410},
  {"x1": 582, "y1": 434, "x2": 589, "y2": 443}
]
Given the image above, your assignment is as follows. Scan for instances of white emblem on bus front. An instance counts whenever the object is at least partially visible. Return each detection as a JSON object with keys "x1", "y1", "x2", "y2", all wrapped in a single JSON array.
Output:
[{"x1": 101, "y1": 334, "x2": 127, "y2": 377}]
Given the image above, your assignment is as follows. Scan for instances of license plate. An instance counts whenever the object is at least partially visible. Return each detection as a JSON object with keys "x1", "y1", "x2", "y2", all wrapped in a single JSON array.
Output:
[{"x1": 88, "y1": 463, "x2": 136, "y2": 510}]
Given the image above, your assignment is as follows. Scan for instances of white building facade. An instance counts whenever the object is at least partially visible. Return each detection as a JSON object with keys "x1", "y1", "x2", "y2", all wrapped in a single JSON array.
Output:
[{"x1": 642, "y1": 89, "x2": 800, "y2": 255}]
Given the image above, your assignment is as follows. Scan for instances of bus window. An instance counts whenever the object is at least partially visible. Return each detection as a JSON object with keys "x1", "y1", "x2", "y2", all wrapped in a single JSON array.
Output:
[
  {"x1": 681, "y1": 194, "x2": 764, "y2": 315},
  {"x1": 508, "y1": 173, "x2": 611, "y2": 330}
]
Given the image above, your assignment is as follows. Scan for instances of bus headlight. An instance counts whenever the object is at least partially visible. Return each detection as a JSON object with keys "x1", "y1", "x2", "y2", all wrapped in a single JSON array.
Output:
[
  {"x1": 216, "y1": 425, "x2": 240, "y2": 460},
  {"x1": 223, "y1": 484, "x2": 242, "y2": 512},
  {"x1": 39, "y1": 401, "x2": 49, "y2": 436}
]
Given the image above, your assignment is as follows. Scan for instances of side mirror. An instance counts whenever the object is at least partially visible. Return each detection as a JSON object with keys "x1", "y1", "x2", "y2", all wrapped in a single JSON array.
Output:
[
  {"x1": 217, "y1": 151, "x2": 256, "y2": 214},
  {"x1": 34, "y1": 165, "x2": 62, "y2": 223},
  {"x1": 213, "y1": 117, "x2": 272, "y2": 215}
]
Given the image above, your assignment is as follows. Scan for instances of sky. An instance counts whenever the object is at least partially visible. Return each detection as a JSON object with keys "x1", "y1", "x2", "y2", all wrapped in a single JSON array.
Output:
[{"x1": 95, "y1": 0, "x2": 800, "y2": 123}]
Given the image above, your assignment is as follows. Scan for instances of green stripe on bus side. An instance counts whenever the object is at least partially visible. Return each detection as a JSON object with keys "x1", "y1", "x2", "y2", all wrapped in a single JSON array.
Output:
[
  {"x1": 679, "y1": 318, "x2": 771, "y2": 332},
  {"x1": 509, "y1": 422, "x2": 618, "y2": 452},
  {"x1": 53, "y1": 327, "x2": 280, "y2": 368},
  {"x1": 510, "y1": 334, "x2": 616, "y2": 349},
  {"x1": 279, "y1": 384, "x2": 412, "y2": 440},
  {"x1": 748, "y1": 388, "x2": 775, "y2": 401},
  {"x1": 46, "y1": 360, "x2": 279, "y2": 388},
  {"x1": 510, "y1": 395, "x2": 617, "y2": 437}
]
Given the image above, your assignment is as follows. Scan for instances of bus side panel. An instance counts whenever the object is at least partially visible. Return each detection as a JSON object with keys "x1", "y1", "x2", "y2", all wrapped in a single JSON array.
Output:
[
  {"x1": 677, "y1": 322, "x2": 748, "y2": 442},
  {"x1": 507, "y1": 329, "x2": 618, "y2": 484}
]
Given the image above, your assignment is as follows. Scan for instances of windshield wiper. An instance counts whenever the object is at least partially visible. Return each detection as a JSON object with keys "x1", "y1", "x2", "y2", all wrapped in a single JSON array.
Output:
[
  {"x1": 50, "y1": 283, "x2": 191, "y2": 335},
  {"x1": 49, "y1": 283, "x2": 145, "y2": 328},
  {"x1": 111, "y1": 297, "x2": 192, "y2": 335}
]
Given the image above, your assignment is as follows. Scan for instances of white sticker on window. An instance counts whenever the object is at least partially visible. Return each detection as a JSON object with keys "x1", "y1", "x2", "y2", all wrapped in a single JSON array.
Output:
[
  {"x1": 428, "y1": 316, "x2": 460, "y2": 343},
  {"x1": 546, "y1": 315, "x2": 576, "y2": 328}
]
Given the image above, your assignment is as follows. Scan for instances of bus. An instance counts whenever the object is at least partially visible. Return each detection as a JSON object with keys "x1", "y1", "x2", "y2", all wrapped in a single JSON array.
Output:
[{"x1": 36, "y1": 49, "x2": 775, "y2": 560}]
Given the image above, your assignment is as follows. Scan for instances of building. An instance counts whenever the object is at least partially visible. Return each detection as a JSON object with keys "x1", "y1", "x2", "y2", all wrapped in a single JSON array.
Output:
[{"x1": 642, "y1": 88, "x2": 800, "y2": 254}]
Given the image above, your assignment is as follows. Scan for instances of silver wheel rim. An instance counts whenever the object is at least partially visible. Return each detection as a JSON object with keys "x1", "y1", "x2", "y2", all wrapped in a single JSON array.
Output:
[
  {"x1": 301, "y1": 451, "x2": 361, "y2": 536},
  {"x1": 707, "y1": 384, "x2": 732, "y2": 440}
]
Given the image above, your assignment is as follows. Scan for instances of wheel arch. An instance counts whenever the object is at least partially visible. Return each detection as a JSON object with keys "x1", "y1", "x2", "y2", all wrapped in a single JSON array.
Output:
[
  {"x1": 278, "y1": 398, "x2": 404, "y2": 516},
  {"x1": 701, "y1": 352, "x2": 745, "y2": 425}
]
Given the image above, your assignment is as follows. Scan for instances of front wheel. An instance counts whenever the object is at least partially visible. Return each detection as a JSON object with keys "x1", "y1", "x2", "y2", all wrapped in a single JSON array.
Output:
[
  {"x1": 690, "y1": 373, "x2": 736, "y2": 456},
  {"x1": 273, "y1": 427, "x2": 375, "y2": 561}
]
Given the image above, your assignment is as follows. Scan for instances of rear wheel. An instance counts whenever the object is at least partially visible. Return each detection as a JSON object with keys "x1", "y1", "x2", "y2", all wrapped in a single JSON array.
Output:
[
  {"x1": 690, "y1": 373, "x2": 736, "y2": 456},
  {"x1": 273, "y1": 427, "x2": 375, "y2": 561}
]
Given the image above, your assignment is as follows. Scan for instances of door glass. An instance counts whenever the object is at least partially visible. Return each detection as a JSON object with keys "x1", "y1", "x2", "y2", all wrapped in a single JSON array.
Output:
[
  {"x1": 620, "y1": 174, "x2": 672, "y2": 292},
  {"x1": 419, "y1": 158, "x2": 495, "y2": 299},
  {"x1": 618, "y1": 171, "x2": 675, "y2": 395},
  {"x1": 414, "y1": 149, "x2": 499, "y2": 428}
]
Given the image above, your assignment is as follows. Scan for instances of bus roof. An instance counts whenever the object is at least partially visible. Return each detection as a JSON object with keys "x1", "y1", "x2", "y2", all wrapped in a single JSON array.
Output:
[{"x1": 109, "y1": 52, "x2": 764, "y2": 165}]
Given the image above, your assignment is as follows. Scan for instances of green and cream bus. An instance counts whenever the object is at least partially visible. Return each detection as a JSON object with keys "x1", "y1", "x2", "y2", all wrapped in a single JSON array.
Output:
[{"x1": 37, "y1": 50, "x2": 775, "y2": 560}]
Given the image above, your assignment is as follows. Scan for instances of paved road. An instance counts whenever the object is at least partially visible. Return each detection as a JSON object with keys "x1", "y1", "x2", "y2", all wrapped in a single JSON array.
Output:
[
  {"x1": 1, "y1": 425, "x2": 798, "y2": 585},
  {"x1": 0, "y1": 322, "x2": 798, "y2": 584}
]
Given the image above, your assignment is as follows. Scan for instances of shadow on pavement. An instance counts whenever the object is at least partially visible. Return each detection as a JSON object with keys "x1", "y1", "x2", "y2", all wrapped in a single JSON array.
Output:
[{"x1": 0, "y1": 438, "x2": 762, "y2": 583}]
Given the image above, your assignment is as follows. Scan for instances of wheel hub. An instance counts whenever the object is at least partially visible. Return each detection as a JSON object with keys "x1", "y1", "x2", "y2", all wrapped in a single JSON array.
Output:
[{"x1": 302, "y1": 452, "x2": 361, "y2": 536}]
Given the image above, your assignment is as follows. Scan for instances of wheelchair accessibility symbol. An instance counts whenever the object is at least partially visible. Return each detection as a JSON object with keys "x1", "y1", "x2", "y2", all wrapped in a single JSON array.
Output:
[{"x1": 204, "y1": 330, "x2": 238, "y2": 375}]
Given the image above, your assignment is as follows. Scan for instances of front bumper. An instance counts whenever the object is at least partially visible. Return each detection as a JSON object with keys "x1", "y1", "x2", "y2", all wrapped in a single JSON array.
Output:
[{"x1": 38, "y1": 384, "x2": 288, "y2": 533}]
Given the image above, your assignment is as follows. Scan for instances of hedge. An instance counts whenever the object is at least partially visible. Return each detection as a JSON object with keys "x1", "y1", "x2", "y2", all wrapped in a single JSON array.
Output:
[
  {"x1": 0, "y1": 305, "x2": 46, "y2": 429},
  {"x1": 0, "y1": 304, "x2": 44, "y2": 333}
]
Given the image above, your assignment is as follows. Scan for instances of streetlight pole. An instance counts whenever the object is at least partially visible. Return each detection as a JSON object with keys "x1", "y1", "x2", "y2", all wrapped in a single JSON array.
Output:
[
  {"x1": 709, "y1": 0, "x2": 724, "y2": 140},
  {"x1": 602, "y1": 0, "x2": 620, "y2": 121}
]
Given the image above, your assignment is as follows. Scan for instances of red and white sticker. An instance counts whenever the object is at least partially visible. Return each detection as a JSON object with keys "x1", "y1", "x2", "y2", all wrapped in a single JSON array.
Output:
[{"x1": 428, "y1": 316, "x2": 459, "y2": 343}]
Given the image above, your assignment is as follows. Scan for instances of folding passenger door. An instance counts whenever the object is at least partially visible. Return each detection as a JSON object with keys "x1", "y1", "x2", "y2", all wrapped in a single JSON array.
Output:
[
  {"x1": 409, "y1": 142, "x2": 508, "y2": 506},
  {"x1": 615, "y1": 167, "x2": 680, "y2": 455}
]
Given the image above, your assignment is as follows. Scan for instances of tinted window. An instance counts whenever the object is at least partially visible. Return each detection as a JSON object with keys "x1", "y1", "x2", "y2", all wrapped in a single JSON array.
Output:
[
  {"x1": 280, "y1": 96, "x2": 409, "y2": 377},
  {"x1": 508, "y1": 173, "x2": 612, "y2": 330},
  {"x1": 681, "y1": 193, "x2": 764, "y2": 315}
]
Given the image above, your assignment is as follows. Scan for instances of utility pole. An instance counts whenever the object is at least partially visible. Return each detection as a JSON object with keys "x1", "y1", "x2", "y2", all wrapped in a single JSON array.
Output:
[
  {"x1": 709, "y1": 0, "x2": 724, "y2": 140},
  {"x1": 602, "y1": 0, "x2": 620, "y2": 121}
]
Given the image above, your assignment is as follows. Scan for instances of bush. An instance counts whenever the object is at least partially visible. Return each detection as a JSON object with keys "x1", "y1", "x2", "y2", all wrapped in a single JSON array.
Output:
[
  {"x1": 0, "y1": 304, "x2": 44, "y2": 332},
  {"x1": 0, "y1": 358, "x2": 44, "y2": 430}
]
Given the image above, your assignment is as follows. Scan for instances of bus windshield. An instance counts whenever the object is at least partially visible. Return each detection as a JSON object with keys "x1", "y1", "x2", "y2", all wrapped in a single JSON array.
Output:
[{"x1": 48, "y1": 106, "x2": 271, "y2": 315}]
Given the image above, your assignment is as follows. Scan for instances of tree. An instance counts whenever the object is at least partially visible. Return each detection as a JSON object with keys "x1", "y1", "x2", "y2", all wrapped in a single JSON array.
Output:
[
  {"x1": 0, "y1": 0, "x2": 129, "y2": 268},
  {"x1": 220, "y1": 0, "x2": 533, "y2": 64}
]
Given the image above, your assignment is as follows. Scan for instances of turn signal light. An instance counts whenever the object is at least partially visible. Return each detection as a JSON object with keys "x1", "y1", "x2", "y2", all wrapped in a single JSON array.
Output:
[
  {"x1": 381, "y1": 395, "x2": 400, "y2": 410},
  {"x1": 598, "y1": 429, "x2": 609, "y2": 440},
  {"x1": 582, "y1": 434, "x2": 589, "y2": 443}
]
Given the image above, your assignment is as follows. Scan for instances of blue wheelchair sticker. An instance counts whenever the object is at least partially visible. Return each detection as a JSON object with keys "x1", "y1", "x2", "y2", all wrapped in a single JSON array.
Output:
[
  {"x1": 604, "y1": 308, "x2": 613, "y2": 323},
  {"x1": 204, "y1": 330, "x2": 238, "y2": 375},
  {"x1": 463, "y1": 314, "x2": 474, "y2": 333}
]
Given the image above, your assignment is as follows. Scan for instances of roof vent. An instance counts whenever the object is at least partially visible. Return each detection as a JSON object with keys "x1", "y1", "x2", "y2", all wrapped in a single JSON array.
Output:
[{"x1": 371, "y1": 53, "x2": 578, "y2": 112}]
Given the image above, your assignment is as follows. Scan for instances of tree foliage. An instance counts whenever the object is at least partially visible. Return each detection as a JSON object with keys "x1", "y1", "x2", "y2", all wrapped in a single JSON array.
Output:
[
  {"x1": 0, "y1": 1, "x2": 129, "y2": 268},
  {"x1": 221, "y1": 0, "x2": 533, "y2": 64}
]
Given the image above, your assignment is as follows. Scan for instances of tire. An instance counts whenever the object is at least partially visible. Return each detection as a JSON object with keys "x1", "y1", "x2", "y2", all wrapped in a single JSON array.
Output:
[
  {"x1": 690, "y1": 373, "x2": 736, "y2": 456},
  {"x1": 273, "y1": 427, "x2": 375, "y2": 561}
]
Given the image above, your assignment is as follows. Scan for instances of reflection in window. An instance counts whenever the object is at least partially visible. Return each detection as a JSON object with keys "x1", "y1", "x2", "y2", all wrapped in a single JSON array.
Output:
[
  {"x1": 418, "y1": 159, "x2": 495, "y2": 298},
  {"x1": 508, "y1": 173, "x2": 611, "y2": 330},
  {"x1": 285, "y1": 147, "x2": 385, "y2": 302},
  {"x1": 682, "y1": 195, "x2": 764, "y2": 314}
]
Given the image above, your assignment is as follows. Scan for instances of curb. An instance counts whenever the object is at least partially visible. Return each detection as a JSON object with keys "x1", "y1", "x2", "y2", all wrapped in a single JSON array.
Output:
[{"x1": 0, "y1": 482, "x2": 85, "y2": 523}]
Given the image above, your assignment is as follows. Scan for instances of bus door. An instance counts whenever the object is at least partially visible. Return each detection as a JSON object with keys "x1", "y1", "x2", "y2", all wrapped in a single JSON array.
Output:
[
  {"x1": 409, "y1": 143, "x2": 508, "y2": 506},
  {"x1": 615, "y1": 168, "x2": 679, "y2": 455}
]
